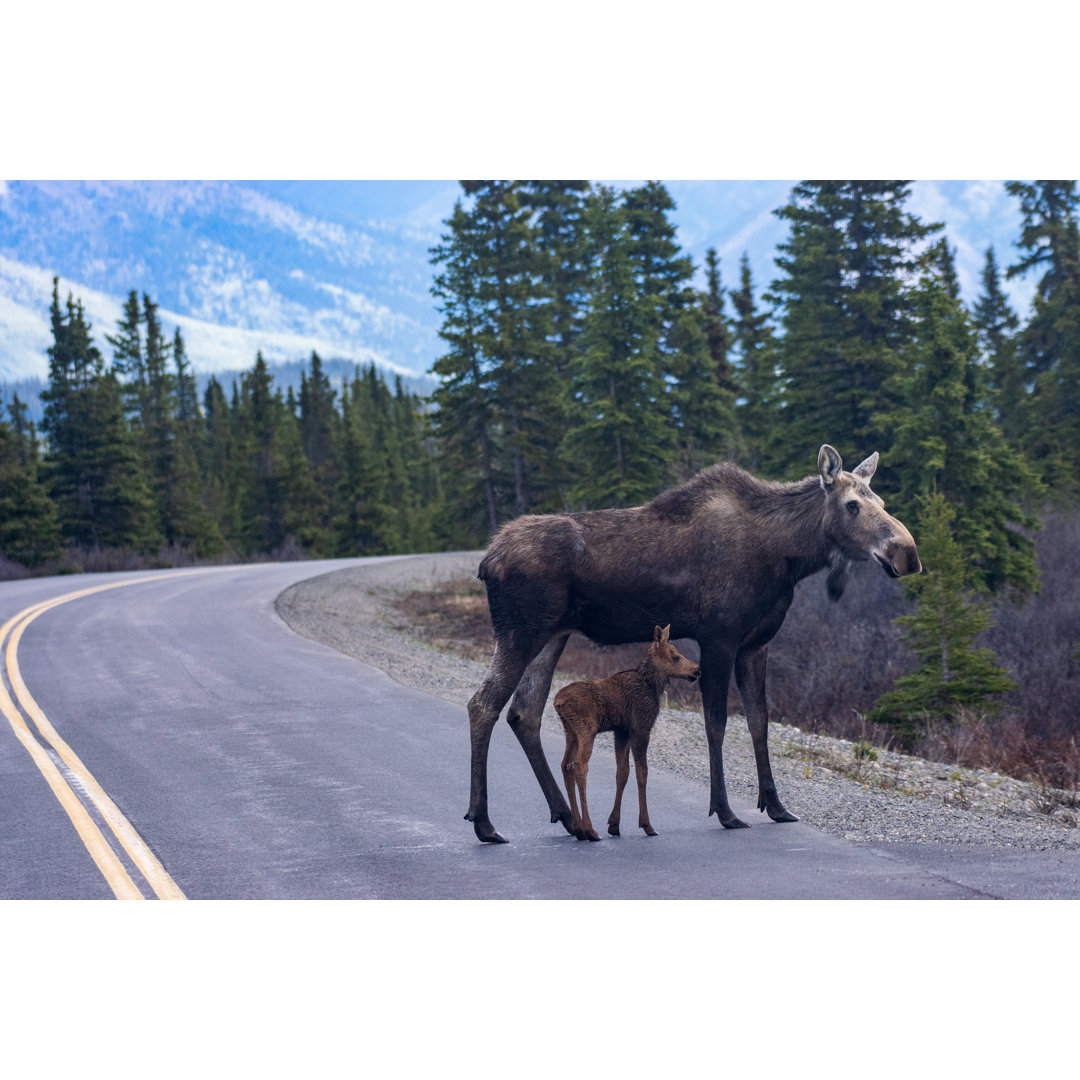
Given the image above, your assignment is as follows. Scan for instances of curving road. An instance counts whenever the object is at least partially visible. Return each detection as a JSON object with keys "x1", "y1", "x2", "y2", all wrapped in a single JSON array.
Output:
[{"x1": 2, "y1": 558, "x2": 1078, "y2": 900}]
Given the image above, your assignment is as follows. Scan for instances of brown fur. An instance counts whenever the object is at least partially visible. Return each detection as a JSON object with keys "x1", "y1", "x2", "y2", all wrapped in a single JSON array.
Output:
[
  {"x1": 465, "y1": 444, "x2": 921, "y2": 844},
  {"x1": 554, "y1": 625, "x2": 701, "y2": 841}
]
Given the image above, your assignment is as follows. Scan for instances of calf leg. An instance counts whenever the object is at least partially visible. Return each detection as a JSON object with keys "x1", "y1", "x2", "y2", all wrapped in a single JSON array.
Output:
[
  {"x1": 572, "y1": 732, "x2": 601, "y2": 841},
  {"x1": 466, "y1": 643, "x2": 533, "y2": 844},
  {"x1": 735, "y1": 646, "x2": 797, "y2": 823},
  {"x1": 607, "y1": 730, "x2": 630, "y2": 836},
  {"x1": 700, "y1": 641, "x2": 747, "y2": 828},
  {"x1": 631, "y1": 736, "x2": 657, "y2": 836},
  {"x1": 561, "y1": 733, "x2": 585, "y2": 838},
  {"x1": 506, "y1": 632, "x2": 573, "y2": 834}
]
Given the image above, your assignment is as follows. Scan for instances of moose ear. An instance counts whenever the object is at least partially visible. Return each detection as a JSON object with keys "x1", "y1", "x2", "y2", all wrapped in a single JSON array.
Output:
[
  {"x1": 817, "y1": 444, "x2": 843, "y2": 487},
  {"x1": 852, "y1": 452, "x2": 879, "y2": 484}
]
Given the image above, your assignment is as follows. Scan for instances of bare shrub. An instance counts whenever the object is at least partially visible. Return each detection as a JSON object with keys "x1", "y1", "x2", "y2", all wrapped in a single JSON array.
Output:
[
  {"x1": 982, "y1": 505, "x2": 1080, "y2": 746},
  {"x1": 763, "y1": 560, "x2": 912, "y2": 738}
]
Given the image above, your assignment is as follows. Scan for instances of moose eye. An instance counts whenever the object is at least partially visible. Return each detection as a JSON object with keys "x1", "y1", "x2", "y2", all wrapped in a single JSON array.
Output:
[{"x1": 846, "y1": 500, "x2": 860, "y2": 517}]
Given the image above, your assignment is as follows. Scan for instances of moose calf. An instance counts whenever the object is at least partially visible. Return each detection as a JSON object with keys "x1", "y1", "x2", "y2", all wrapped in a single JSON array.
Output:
[{"x1": 553, "y1": 626, "x2": 700, "y2": 841}]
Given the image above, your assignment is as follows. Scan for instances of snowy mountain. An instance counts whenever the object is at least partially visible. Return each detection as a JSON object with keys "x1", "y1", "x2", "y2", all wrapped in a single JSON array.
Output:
[{"x1": 0, "y1": 180, "x2": 453, "y2": 384}]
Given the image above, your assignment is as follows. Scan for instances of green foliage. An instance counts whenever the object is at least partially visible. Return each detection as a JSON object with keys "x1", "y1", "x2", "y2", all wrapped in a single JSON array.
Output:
[
  {"x1": 868, "y1": 492, "x2": 1017, "y2": 735},
  {"x1": 885, "y1": 240, "x2": 1040, "y2": 595},
  {"x1": 1006, "y1": 181, "x2": 1080, "y2": 491},
  {"x1": 769, "y1": 182, "x2": 940, "y2": 483},
  {"x1": 730, "y1": 252, "x2": 779, "y2": 473},
  {"x1": 40, "y1": 280, "x2": 161, "y2": 552},
  {"x1": 25, "y1": 279, "x2": 442, "y2": 571},
  {"x1": 563, "y1": 185, "x2": 677, "y2": 507},
  {"x1": 972, "y1": 247, "x2": 1026, "y2": 445},
  {"x1": 0, "y1": 396, "x2": 61, "y2": 566}
]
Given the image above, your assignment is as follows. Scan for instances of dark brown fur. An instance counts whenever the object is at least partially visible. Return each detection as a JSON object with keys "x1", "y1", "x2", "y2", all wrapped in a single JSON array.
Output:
[
  {"x1": 554, "y1": 625, "x2": 701, "y2": 841},
  {"x1": 465, "y1": 444, "x2": 921, "y2": 843}
]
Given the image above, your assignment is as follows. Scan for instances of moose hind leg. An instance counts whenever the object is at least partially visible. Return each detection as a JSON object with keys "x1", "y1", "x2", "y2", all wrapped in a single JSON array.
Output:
[
  {"x1": 735, "y1": 646, "x2": 797, "y2": 823},
  {"x1": 506, "y1": 632, "x2": 574, "y2": 834},
  {"x1": 466, "y1": 644, "x2": 532, "y2": 844}
]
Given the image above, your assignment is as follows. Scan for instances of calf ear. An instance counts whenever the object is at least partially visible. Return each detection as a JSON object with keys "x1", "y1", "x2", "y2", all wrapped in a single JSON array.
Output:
[
  {"x1": 654, "y1": 625, "x2": 670, "y2": 642},
  {"x1": 852, "y1": 452, "x2": 879, "y2": 483},
  {"x1": 818, "y1": 444, "x2": 843, "y2": 486}
]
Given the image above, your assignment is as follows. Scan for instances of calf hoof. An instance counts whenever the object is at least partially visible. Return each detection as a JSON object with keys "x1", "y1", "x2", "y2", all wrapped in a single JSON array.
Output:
[
  {"x1": 607, "y1": 823, "x2": 621, "y2": 837},
  {"x1": 585, "y1": 829, "x2": 601, "y2": 842},
  {"x1": 641, "y1": 825, "x2": 658, "y2": 836}
]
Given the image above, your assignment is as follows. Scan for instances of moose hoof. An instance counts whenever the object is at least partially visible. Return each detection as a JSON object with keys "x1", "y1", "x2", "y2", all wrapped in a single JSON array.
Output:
[
  {"x1": 720, "y1": 815, "x2": 751, "y2": 830},
  {"x1": 759, "y1": 797, "x2": 799, "y2": 823},
  {"x1": 607, "y1": 823, "x2": 621, "y2": 837},
  {"x1": 552, "y1": 809, "x2": 575, "y2": 834},
  {"x1": 642, "y1": 825, "x2": 658, "y2": 836},
  {"x1": 466, "y1": 812, "x2": 509, "y2": 844}
]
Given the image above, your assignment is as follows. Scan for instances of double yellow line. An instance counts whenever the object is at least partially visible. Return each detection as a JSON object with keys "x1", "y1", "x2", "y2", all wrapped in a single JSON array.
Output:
[{"x1": 0, "y1": 573, "x2": 202, "y2": 900}]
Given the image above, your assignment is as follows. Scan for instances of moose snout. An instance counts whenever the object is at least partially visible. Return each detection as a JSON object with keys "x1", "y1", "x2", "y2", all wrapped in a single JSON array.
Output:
[
  {"x1": 686, "y1": 666, "x2": 702, "y2": 684},
  {"x1": 877, "y1": 538, "x2": 922, "y2": 577}
]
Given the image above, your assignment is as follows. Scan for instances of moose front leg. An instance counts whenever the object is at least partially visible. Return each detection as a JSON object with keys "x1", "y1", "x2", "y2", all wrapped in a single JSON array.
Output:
[
  {"x1": 699, "y1": 643, "x2": 747, "y2": 829},
  {"x1": 734, "y1": 645, "x2": 798, "y2": 823}
]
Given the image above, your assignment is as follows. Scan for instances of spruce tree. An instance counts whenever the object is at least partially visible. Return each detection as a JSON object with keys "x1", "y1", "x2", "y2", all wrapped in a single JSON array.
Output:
[
  {"x1": 885, "y1": 240, "x2": 1040, "y2": 595},
  {"x1": 429, "y1": 200, "x2": 503, "y2": 542},
  {"x1": 730, "y1": 252, "x2": 779, "y2": 473},
  {"x1": 769, "y1": 182, "x2": 940, "y2": 482},
  {"x1": 1005, "y1": 181, "x2": 1080, "y2": 489},
  {"x1": 297, "y1": 351, "x2": 338, "y2": 547},
  {"x1": 868, "y1": 491, "x2": 1016, "y2": 736},
  {"x1": 520, "y1": 180, "x2": 591, "y2": 506},
  {"x1": 392, "y1": 375, "x2": 440, "y2": 552},
  {"x1": 972, "y1": 247, "x2": 1026, "y2": 445},
  {"x1": 702, "y1": 247, "x2": 735, "y2": 394},
  {"x1": 333, "y1": 367, "x2": 400, "y2": 554},
  {"x1": 106, "y1": 290, "x2": 147, "y2": 423},
  {"x1": 40, "y1": 281, "x2": 160, "y2": 552},
  {"x1": 460, "y1": 180, "x2": 558, "y2": 516},
  {"x1": 0, "y1": 397, "x2": 62, "y2": 566},
  {"x1": 667, "y1": 244, "x2": 738, "y2": 477},
  {"x1": 562, "y1": 185, "x2": 675, "y2": 507}
]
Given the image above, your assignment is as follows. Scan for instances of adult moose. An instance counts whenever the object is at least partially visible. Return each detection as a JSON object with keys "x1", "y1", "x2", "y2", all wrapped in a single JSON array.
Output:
[{"x1": 465, "y1": 444, "x2": 921, "y2": 844}]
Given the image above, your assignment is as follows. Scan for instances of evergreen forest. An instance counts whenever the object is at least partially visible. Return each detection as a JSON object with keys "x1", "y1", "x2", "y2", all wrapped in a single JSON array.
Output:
[{"x1": 3, "y1": 180, "x2": 1080, "y2": 781}]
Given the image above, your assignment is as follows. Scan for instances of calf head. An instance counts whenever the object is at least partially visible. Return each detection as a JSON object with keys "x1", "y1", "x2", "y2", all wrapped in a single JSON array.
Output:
[
  {"x1": 817, "y1": 444, "x2": 922, "y2": 600},
  {"x1": 650, "y1": 625, "x2": 702, "y2": 683}
]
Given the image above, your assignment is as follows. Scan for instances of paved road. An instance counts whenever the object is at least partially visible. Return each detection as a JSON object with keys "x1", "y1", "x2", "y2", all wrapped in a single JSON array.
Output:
[{"x1": 2, "y1": 559, "x2": 1077, "y2": 899}]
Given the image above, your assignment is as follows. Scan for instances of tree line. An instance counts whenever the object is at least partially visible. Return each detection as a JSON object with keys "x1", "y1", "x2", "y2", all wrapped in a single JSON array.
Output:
[{"x1": 1, "y1": 281, "x2": 444, "y2": 570}]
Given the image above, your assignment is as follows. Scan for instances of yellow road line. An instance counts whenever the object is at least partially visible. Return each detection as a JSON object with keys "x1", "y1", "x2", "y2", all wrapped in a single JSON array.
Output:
[{"x1": 1, "y1": 571, "x2": 209, "y2": 900}]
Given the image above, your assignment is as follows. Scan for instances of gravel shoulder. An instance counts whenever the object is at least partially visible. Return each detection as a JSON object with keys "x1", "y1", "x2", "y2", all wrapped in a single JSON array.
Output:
[{"x1": 276, "y1": 552, "x2": 1080, "y2": 852}]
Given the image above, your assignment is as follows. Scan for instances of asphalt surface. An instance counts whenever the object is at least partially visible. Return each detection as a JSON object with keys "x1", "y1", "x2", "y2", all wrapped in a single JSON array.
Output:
[{"x1": 2, "y1": 558, "x2": 1079, "y2": 899}]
